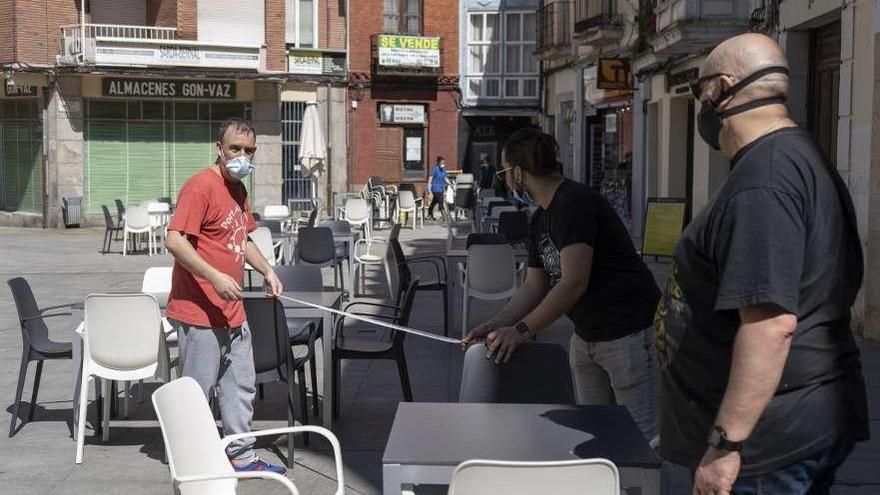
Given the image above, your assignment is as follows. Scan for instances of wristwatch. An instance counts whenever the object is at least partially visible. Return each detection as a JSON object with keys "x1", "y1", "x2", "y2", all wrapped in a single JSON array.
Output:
[
  {"x1": 514, "y1": 321, "x2": 531, "y2": 338},
  {"x1": 707, "y1": 425, "x2": 744, "y2": 452}
]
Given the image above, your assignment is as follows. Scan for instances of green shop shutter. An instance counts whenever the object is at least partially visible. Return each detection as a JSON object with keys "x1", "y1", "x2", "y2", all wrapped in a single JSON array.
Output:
[
  {"x1": 127, "y1": 122, "x2": 168, "y2": 204},
  {"x1": 85, "y1": 121, "x2": 128, "y2": 214},
  {"x1": 171, "y1": 122, "x2": 214, "y2": 197},
  {"x1": 1, "y1": 121, "x2": 43, "y2": 213}
]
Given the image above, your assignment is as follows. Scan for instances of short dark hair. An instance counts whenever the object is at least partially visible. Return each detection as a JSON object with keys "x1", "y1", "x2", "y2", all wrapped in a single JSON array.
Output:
[
  {"x1": 437, "y1": 156, "x2": 445, "y2": 163},
  {"x1": 216, "y1": 118, "x2": 255, "y2": 142},
  {"x1": 501, "y1": 127, "x2": 560, "y2": 177}
]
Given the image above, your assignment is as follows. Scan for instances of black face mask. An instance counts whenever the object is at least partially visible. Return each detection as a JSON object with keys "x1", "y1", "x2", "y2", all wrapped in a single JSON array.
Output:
[{"x1": 696, "y1": 66, "x2": 790, "y2": 150}]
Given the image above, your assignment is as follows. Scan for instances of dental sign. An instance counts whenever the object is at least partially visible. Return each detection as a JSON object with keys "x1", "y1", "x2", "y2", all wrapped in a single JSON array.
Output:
[
  {"x1": 102, "y1": 78, "x2": 236, "y2": 100},
  {"x1": 377, "y1": 35, "x2": 441, "y2": 68}
]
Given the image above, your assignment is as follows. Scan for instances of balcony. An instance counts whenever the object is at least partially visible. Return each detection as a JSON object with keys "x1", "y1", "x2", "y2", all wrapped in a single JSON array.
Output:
[
  {"x1": 573, "y1": 0, "x2": 622, "y2": 46},
  {"x1": 649, "y1": 0, "x2": 751, "y2": 56},
  {"x1": 536, "y1": 1, "x2": 572, "y2": 60},
  {"x1": 58, "y1": 24, "x2": 261, "y2": 70},
  {"x1": 371, "y1": 34, "x2": 442, "y2": 77}
]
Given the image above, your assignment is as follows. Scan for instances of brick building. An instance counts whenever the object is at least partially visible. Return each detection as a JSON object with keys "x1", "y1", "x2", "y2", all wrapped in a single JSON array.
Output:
[
  {"x1": 0, "y1": 0, "x2": 347, "y2": 227},
  {"x1": 347, "y1": 0, "x2": 459, "y2": 195}
]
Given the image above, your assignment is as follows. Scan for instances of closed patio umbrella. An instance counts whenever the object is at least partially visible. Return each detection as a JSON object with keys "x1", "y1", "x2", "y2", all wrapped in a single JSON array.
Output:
[{"x1": 298, "y1": 101, "x2": 326, "y2": 201}]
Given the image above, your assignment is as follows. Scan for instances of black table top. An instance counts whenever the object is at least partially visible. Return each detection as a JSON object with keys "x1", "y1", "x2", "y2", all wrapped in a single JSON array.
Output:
[{"x1": 382, "y1": 402, "x2": 660, "y2": 468}]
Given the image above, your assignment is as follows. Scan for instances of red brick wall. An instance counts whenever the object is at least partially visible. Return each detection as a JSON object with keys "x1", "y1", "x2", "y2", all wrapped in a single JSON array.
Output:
[
  {"x1": 14, "y1": 0, "x2": 49, "y2": 64},
  {"x1": 265, "y1": 0, "x2": 286, "y2": 71},
  {"x1": 348, "y1": 0, "x2": 460, "y2": 188},
  {"x1": 0, "y1": 0, "x2": 14, "y2": 64},
  {"x1": 319, "y1": 0, "x2": 346, "y2": 50},
  {"x1": 176, "y1": 0, "x2": 197, "y2": 40},
  {"x1": 147, "y1": 0, "x2": 178, "y2": 27}
]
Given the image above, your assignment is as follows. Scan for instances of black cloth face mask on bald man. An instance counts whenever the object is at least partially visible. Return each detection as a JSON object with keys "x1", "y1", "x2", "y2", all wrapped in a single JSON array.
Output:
[{"x1": 692, "y1": 66, "x2": 790, "y2": 150}]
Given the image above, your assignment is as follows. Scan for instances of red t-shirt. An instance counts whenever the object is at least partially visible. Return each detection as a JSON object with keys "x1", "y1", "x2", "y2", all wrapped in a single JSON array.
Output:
[{"x1": 166, "y1": 167, "x2": 256, "y2": 328}]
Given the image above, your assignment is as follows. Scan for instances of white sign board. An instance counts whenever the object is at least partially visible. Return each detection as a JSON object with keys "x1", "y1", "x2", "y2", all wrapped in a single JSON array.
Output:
[
  {"x1": 406, "y1": 137, "x2": 422, "y2": 161},
  {"x1": 92, "y1": 40, "x2": 260, "y2": 70},
  {"x1": 379, "y1": 104, "x2": 426, "y2": 125},
  {"x1": 288, "y1": 50, "x2": 323, "y2": 75}
]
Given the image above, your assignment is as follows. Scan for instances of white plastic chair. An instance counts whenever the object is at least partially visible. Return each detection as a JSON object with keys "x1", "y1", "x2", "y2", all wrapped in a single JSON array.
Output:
[
  {"x1": 343, "y1": 198, "x2": 371, "y2": 241},
  {"x1": 249, "y1": 226, "x2": 284, "y2": 266},
  {"x1": 141, "y1": 266, "x2": 175, "y2": 338},
  {"x1": 152, "y1": 376, "x2": 345, "y2": 495},
  {"x1": 488, "y1": 205, "x2": 518, "y2": 233},
  {"x1": 396, "y1": 190, "x2": 424, "y2": 229},
  {"x1": 123, "y1": 205, "x2": 155, "y2": 257},
  {"x1": 460, "y1": 244, "x2": 518, "y2": 338},
  {"x1": 75, "y1": 293, "x2": 164, "y2": 464},
  {"x1": 263, "y1": 204, "x2": 293, "y2": 231},
  {"x1": 147, "y1": 201, "x2": 171, "y2": 253},
  {"x1": 446, "y1": 459, "x2": 619, "y2": 495}
]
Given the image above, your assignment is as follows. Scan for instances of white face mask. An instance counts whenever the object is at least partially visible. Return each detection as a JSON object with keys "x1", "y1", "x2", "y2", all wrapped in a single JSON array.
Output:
[{"x1": 222, "y1": 154, "x2": 255, "y2": 180}]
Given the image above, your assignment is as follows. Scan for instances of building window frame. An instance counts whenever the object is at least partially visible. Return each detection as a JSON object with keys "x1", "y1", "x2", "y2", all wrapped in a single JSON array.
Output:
[
  {"x1": 466, "y1": 10, "x2": 538, "y2": 101},
  {"x1": 466, "y1": 11, "x2": 502, "y2": 99},
  {"x1": 287, "y1": 0, "x2": 319, "y2": 48},
  {"x1": 384, "y1": 0, "x2": 423, "y2": 35},
  {"x1": 503, "y1": 11, "x2": 539, "y2": 99}
]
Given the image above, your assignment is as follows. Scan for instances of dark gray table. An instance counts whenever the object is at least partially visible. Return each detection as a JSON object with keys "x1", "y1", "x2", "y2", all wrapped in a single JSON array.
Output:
[{"x1": 382, "y1": 402, "x2": 661, "y2": 495}]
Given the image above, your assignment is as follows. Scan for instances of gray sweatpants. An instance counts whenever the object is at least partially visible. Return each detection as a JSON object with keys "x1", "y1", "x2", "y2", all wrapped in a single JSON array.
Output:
[
  {"x1": 172, "y1": 319, "x2": 257, "y2": 461},
  {"x1": 569, "y1": 327, "x2": 658, "y2": 442}
]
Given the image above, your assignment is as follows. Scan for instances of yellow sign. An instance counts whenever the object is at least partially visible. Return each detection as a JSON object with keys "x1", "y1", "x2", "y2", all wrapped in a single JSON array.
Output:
[
  {"x1": 377, "y1": 35, "x2": 440, "y2": 50},
  {"x1": 642, "y1": 199, "x2": 686, "y2": 257},
  {"x1": 598, "y1": 58, "x2": 632, "y2": 90},
  {"x1": 377, "y1": 35, "x2": 441, "y2": 69}
]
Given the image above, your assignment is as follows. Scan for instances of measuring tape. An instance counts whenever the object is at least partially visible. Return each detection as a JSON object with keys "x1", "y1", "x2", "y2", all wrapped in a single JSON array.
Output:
[{"x1": 275, "y1": 294, "x2": 462, "y2": 345}]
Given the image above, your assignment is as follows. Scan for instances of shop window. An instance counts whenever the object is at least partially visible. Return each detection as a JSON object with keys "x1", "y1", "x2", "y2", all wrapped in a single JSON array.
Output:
[
  {"x1": 174, "y1": 102, "x2": 198, "y2": 120},
  {"x1": 142, "y1": 101, "x2": 165, "y2": 120},
  {"x1": 210, "y1": 102, "x2": 247, "y2": 121},
  {"x1": 384, "y1": 0, "x2": 422, "y2": 35},
  {"x1": 88, "y1": 100, "x2": 127, "y2": 119}
]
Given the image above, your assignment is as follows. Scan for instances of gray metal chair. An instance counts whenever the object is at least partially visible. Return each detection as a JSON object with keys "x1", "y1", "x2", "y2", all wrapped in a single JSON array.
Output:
[
  {"x1": 459, "y1": 342, "x2": 575, "y2": 404},
  {"x1": 7, "y1": 277, "x2": 74, "y2": 437},
  {"x1": 100, "y1": 205, "x2": 122, "y2": 253},
  {"x1": 113, "y1": 199, "x2": 125, "y2": 240},
  {"x1": 295, "y1": 227, "x2": 345, "y2": 292},
  {"x1": 273, "y1": 265, "x2": 324, "y2": 417},
  {"x1": 390, "y1": 238, "x2": 449, "y2": 336}
]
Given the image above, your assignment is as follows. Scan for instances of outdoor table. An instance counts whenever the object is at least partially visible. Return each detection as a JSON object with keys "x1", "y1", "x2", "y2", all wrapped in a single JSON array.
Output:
[
  {"x1": 382, "y1": 402, "x2": 661, "y2": 495},
  {"x1": 445, "y1": 248, "x2": 529, "y2": 336}
]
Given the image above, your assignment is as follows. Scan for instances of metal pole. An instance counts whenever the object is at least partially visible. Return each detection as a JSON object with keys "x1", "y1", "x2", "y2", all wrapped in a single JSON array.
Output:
[{"x1": 80, "y1": 0, "x2": 86, "y2": 56}]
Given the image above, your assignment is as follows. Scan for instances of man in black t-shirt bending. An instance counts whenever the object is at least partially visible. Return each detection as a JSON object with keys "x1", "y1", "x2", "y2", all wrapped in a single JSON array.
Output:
[
  {"x1": 655, "y1": 33, "x2": 869, "y2": 495},
  {"x1": 463, "y1": 128, "x2": 661, "y2": 442}
]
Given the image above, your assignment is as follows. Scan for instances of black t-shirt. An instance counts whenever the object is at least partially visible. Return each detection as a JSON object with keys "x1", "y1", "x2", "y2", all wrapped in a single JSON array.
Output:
[
  {"x1": 655, "y1": 127, "x2": 869, "y2": 475},
  {"x1": 528, "y1": 179, "x2": 660, "y2": 341}
]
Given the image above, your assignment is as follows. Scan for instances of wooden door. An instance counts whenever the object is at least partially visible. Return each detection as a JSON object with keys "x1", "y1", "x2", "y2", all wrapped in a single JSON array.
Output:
[{"x1": 809, "y1": 21, "x2": 841, "y2": 164}]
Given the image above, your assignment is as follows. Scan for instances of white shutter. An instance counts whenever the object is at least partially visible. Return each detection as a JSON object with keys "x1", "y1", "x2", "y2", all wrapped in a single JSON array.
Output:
[
  {"x1": 90, "y1": 0, "x2": 147, "y2": 26},
  {"x1": 198, "y1": 0, "x2": 265, "y2": 45}
]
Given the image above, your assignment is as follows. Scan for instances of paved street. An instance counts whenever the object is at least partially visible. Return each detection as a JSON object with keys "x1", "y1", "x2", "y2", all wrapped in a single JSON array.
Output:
[{"x1": 0, "y1": 224, "x2": 877, "y2": 494}]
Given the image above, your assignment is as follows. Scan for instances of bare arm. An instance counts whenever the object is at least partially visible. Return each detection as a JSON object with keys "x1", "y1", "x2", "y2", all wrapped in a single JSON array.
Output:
[
  {"x1": 715, "y1": 305, "x2": 796, "y2": 441},
  {"x1": 165, "y1": 229, "x2": 242, "y2": 300}
]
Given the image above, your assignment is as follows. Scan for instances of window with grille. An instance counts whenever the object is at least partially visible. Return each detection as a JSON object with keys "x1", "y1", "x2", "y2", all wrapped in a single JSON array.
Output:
[{"x1": 281, "y1": 101, "x2": 315, "y2": 210}]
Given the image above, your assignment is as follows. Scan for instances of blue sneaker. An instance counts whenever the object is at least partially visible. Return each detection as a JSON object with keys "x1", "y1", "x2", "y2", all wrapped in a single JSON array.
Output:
[{"x1": 232, "y1": 457, "x2": 287, "y2": 475}]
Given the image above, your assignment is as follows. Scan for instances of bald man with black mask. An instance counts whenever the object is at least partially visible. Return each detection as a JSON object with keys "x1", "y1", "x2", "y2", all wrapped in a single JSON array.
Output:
[{"x1": 654, "y1": 34, "x2": 869, "y2": 495}]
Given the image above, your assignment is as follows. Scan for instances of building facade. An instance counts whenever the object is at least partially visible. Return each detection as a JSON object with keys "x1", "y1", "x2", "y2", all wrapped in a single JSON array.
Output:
[
  {"x1": 0, "y1": 0, "x2": 347, "y2": 227},
  {"x1": 347, "y1": 0, "x2": 459, "y2": 195},
  {"x1": 458, "y1": 0, "x2": 540, "y2": 180}
]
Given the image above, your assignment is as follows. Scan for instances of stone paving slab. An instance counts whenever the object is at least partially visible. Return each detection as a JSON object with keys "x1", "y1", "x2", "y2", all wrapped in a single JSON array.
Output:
[{"x1": 0, "y1": 224, "x2": 877, "y2": 494}]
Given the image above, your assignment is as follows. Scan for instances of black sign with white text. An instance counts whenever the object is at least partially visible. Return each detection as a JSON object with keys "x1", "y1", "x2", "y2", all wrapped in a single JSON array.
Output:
[
  {"x1": 5, "y1": 84, "x2": 38, "y2": 97},
  {"x1": 102, "y1": 78, "x2": 236, "y2": 100}
]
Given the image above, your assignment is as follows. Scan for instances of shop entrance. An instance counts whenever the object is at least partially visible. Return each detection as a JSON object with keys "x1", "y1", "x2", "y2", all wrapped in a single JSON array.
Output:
[{"x1": 0, "y1": 99, "x2": 43, "y2": 213}]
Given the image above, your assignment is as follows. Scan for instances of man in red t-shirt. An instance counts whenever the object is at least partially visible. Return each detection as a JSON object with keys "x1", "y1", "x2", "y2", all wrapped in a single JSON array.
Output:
[{"x1": 165, "y1": 118, "x2": 286, "y2": 474}]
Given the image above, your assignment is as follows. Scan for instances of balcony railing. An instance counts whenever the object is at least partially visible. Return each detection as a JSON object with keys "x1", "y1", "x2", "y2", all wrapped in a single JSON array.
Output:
[
  {"x1": 537, "y1": 1, "x2": 572, "y2": 53},
  {"x1": 575, "y1": 0, "x2": 616, "y2": 31},
  {"x1": 58, "y1": 23, "x2": 261, "y2": 70}
]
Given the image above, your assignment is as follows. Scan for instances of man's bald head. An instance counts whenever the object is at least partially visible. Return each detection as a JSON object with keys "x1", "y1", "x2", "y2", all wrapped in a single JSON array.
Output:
[{"x1": 703, "y1": 33, "x2": 789, "y2": 102}]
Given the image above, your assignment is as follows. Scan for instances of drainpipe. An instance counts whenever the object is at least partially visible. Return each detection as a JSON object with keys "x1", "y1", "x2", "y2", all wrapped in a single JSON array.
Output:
[
  {"x1": 41, "y1": 81, "x2": 50, "y2": 228},
  {"x1": 326, "y1": 82, "x2": 332, "y2": 211}
]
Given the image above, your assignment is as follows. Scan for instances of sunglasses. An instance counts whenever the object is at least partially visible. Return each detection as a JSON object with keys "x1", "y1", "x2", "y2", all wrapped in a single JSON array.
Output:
[{"x1": 689, "y1": 73, "x2": 725, "y2": 101}]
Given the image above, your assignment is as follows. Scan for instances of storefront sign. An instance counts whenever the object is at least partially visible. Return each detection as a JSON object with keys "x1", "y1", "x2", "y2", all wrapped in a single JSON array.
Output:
[
  {"x1": 473, "y1": 125, "x2": 496, "y2": 138},
  {"x1": 642, "y1": 198, "x2": 687, "y2": 257},
  {"x1": 666, "y1": 68, "x2": 699, "y2": 91},
  {"x1": 288, "y1": 50, "x2": 347, "y2": 76},
  {"x1": 597, "y1": 58, "x2": 632, "y2": 90},
  {"x1": 379, "y1": 104, "x2": 426, "y2": 124},
  {"x1": 377, "y1": 35, "x2": 441, "y2": 68},
  {"x1": 86, "y1": 40, "x2": 260, "y2": 70},
  {"x1": 102, "y1": 78, "x2": 236, "y2": 100},
  {"x1": 4, "y1": 84, "x2": 38, "y2": 97}
]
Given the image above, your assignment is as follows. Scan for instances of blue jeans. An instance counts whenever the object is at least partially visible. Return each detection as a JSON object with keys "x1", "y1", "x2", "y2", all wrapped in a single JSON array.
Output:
[{"x1": 731, "y1": 437, "x2": 855, "y2": 495}]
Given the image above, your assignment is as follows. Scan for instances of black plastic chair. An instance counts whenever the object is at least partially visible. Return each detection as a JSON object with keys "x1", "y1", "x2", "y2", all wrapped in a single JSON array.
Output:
[
  {"x1": 252, "y1": 212, "x2": 262, "y2": 221},
  {"x1": 7, "y1": 277, "x2": 74, "y2": 437},
  {"x1": 273, "y1": 265, "x2": 323, "y2": 417},
  {"x1": 295, "y1": 227, "x2": 345, "y2": 292},
  {"x1": 244, "y1": 296, "x2": 314, "y2": 465},
  {"x1": 332, "y1": 276, "x2": 420, "y2": 419},
  {"x1": 113, "y1": 199, "x2": 125, "y2": 240},
  {"x1": 465, "y1": 232, "x2": 506, "y2": 249},
  {"x1": 452, "y1": 187, "x2": 476, "y2": 221},
  {"x1": 101, "y1": 205, "x2": 123, "y2": 253},
  {"x1": 390, "y1": 238, "x2": 449, "y2": 336},
  {"x1": 459, "y1": 342, "x2": 575, "y2": 404},
  {"x1": 498, "y1": 210, "x2": 530, "y2": 246}
]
